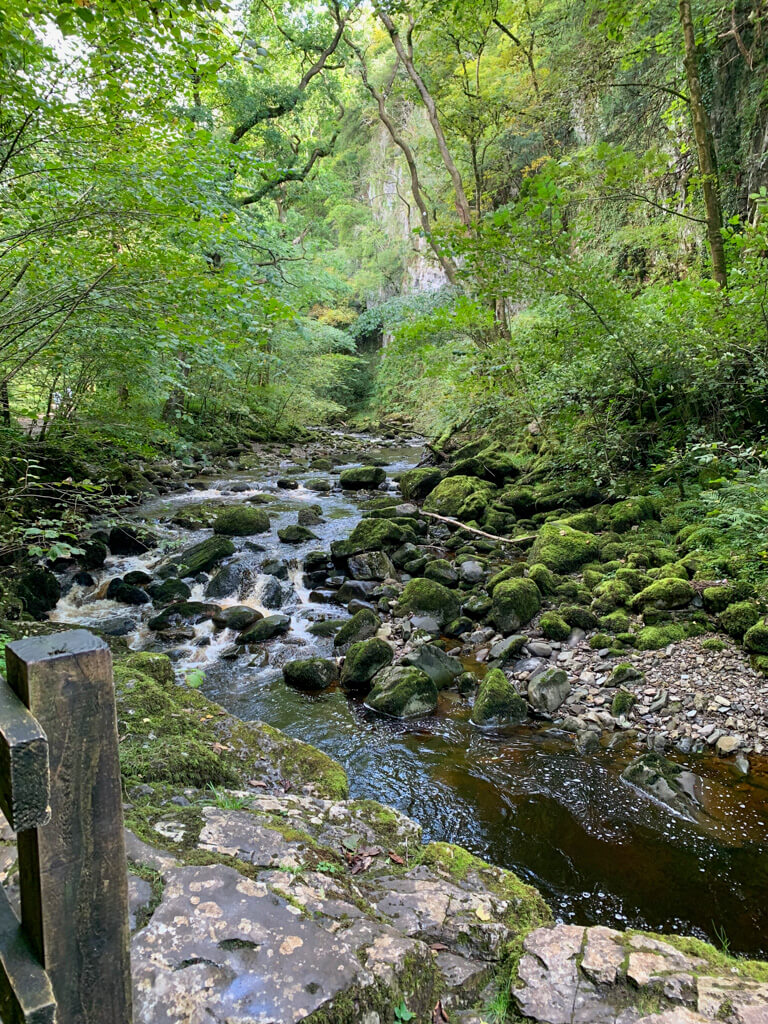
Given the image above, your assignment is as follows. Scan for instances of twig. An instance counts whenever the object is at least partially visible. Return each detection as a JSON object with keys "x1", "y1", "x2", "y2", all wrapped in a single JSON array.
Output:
[{"x1": 420, "y1": 510, "x2": 521, "y2": 545}]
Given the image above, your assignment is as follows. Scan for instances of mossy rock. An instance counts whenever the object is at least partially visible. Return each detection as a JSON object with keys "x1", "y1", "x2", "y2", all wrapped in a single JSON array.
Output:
[
  {"x1": 702, "y1": 583, "x2": 753, "y2": 613},
  {"x1": 333, "y1": 608, "x2": 381, "y2": 647},
  {"x1": 157, "y1": 536, "x2": 235, "y2": 578},
  {"x1": 559, "y1": 511, "x2": 599, "y2": 533},
  {"x1": 606, "y1": 662, "x2": 644, "y2": 686},
  {"x1": 396, "y1": 578, "x2": 461, "y2": 626},
  {"x1": 539, "y1": 611, "x2": 570, "y2": 641},
  {"x1": 589, "y1": 632, "x2": 614, "y2": 650},
  {"x1": 423, "y1": 558, "x2": 458, "y2": 587},
  {"x1": 364, "y1": 665, "x2": 438, "y2": 718},
  {"x1": 340, "y1": 638, "x2": 393, "y2": 692},
  {"x1": 492, "y1": 578, "x2": 541, "y2": 633},
  {"x1": 447, "y1": 443, "x2": 522, "y2": 484},
  {"x1": 561, "y1": 605, "x2": 599, "y2": 631},
  {"x1": 614, "y1": 568, "x2": 651, "y2": 593},
  {"x1": 701, "y1": 637, "x2": 727, "y2": 652},
  {"x1": 528, "y1": 522, "x2": 599, "y2": 574},
  {"x1": 591, "y1": 578, "x2": 632, "y2": 615},
  {"x1": 606, "y1": 495, "x2": 657, "y2": 533},
  {"x1": 307, "y1": 618, "x2": 346, "y2": 637},
  {"x1": 398, "y1": 467, "x2": 444, "y2": 501},
  {"x1": 528, "y1": 563, "x2": 558, "y2": 595},
  {"x1": 635, "y1": 623, "x2": 689, "y2": 650},
  {"x1": 423, "y1": 475, "x2": 496, "y2": 523},
  {"x1": 630, "y1": 578, "x2": 694, "y2": 612},
  {"x1": 278, "y1": 524, "x2": 318, "y2": 544},
  {"x1": 744, "y1": 620, "x2": 768, "y2": 654},
  {"x1": 656, "y1": 562, "x2": 690, "y2": 580},
  {"x1": 115, "y1": 653, "x2": 347, "y2": 799},
  {"x1": 600, "y1": 543, "x2": 627, "y2": 563},
  {"x1": 611, "y1": 690, "x2": 637, "y2": 717},
  {"x1": 498, "y1": 484, "x2": 536, "y2": 516},
  {"x1": 283, "y1": 657, "x2": 339, "y2": 691},
  {"x1": 148, "y1": 601, "x2": 220, "y2": 631},
  {"x1": 462, "y1": 593, "x2": 492, "y2": 619},
  {"x1": 238, "y1": 613, "x2": 291, "y2": 642},
  {"x1": 14, "y1": 567, "x2": 61, "y2": 619},
  {"x1": 212, "y1": 506, "x2": 270, "y2": 536},
  {"x1": 600, "y1": 609, "x2": 631, "y2": 633},
  {"x1": 211, "y1": 605, "x2": 262, "y2": 631},
  {"x1": 332, "y1": 518, "x2": 414, "y2": 558},
  {"x1": 487, "y1": 564, "x2": 526, "y2": 592},
  {"x1": 719, "y1": 600, "x2": 761, "y2": 640},
  {"x1": 582, "y1": 568, "x2": 604, "y2": 591},
  {"x1": 339, "y1": 465, "x2": 386, "y2": 489},
  {"x1": 471, "y1": 668, "x2": 527, "y2": 726}
]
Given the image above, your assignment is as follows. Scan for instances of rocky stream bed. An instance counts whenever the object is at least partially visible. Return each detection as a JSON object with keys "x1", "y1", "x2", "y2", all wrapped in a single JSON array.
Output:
[{"x1": 21, "y1": 428, "x2": 768, "y2": 1022}]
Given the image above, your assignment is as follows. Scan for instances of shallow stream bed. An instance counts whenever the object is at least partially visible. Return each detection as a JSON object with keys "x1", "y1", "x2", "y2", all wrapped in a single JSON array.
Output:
[{"x1": 50, "y1": 434, "x2": 768, "y2": 956}]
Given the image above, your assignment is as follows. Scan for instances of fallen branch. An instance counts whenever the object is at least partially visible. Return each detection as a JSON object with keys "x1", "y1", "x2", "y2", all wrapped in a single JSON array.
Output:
[{"x1": 420, "y1": 510, "x2": 522, "y2": 546}]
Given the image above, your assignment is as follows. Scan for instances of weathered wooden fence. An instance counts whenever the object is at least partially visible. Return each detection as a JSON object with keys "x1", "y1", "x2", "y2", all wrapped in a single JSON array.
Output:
[{"x1": 0, "y1": 629, "x2": 131, "y2": 1024}]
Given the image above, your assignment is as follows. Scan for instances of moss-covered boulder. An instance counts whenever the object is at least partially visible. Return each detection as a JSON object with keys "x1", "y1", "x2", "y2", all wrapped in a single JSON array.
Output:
[
  {"x1": 212, "y1": 506, "x2": 270, "y2": 536},
  {"x1": 115, "y1": 652, "x2": 347, "y2": 798},
  {"x1": 487, "y1": 564, "x2": 526, "y2": 592},
  {"x1": 423, "y1": 475, "x2": 496, "y2": 523},
  {"x1": 157, "y1": 536, "x2": 235, "y2": 578},
  {"x1": 528, "y1": 523, "x2": 599, "y2": 574},
  {"x1": 606, "y1": 495, "x2": 657, "y2": 533},
  {"x1": 492, "y1": 578, "x2": 540, "y2": 633},
  {"x1": 364, "y1": 665, "x2": 438, "y2": 718},
  {"x1": 238, "y1": 613, "x2": 291, "y2": 642},
  {"x1": 396, "y1": 578, "x2": 461, "y2": 627},
  {"x1": 278, "y1": 524, "x2": 318, "y2": 544},
  {"x1": 539, "y1": 612, "x2": 570, "y2": 641},
  {"x1": 591, "y1": 578, "x2": 632, "y2": 615},
  {"x1": 447, "y1": 443, "x2": 522, "y2": 484},
  {"x1": 332, "y1": 518, "x2": 414, "y2": 558},
  {"x1": 719, "y1": 600, "x2": 761, "y2": 640},
  {"x1": 347, "y1": 550, "x2": 396, "y2": 581},
  {"x1": 635, "y1": 623, "x2": 689, "y2": 650},
  {"x1": 339, "y1": 465, "x2": 386, "y2": 490},
  {"x1": 527, "y1": 563, "x2": 558, "y2": 595},
  {"x1": 14, "y1": 566, "x2": 61, "y2": 618},
  {"x1": 147, "y1": 578, "x2": 192, "y2": 605},
  {"x1": 471, "y1": 668, "x2": 527, "y2": 726},
  {"x1": 630, "y1": 578, "x2": 694, "y2": 611},
  {"x1": 333, "y1": 608, "x2": 381, "y2": 647},
  {"x1": 340, "y1": 638, "x2": 394, "y2": 692},
  {"x1": 423, "y1": 558, "x2": 459, "y2": 587},
  {"x1": 600, "y1": 609, "x2": 631, "y2": 633},
  {"x1": 399, "y1": 467, "x2": 443, "y2": 501},
  {"x1": 612, "y1": 690, "x2": 637, "y2": 716},
  {"x1": 283, "y1": 657, "x2": 338, "y2": 691},
  {"x1": 744, "y1": 620, "x2": 768, "y2": 653}
]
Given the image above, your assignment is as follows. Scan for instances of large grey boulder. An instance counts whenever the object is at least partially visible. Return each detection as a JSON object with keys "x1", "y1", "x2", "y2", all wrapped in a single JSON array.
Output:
[{"x1": 401, "y1": 644, "x2": 463, "y2": 690}]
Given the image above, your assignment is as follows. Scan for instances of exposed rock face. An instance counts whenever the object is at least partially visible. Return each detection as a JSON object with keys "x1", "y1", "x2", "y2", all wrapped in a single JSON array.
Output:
[
  {"x1": 514, "y1": 924, "x2": 768, "y2": 1024},
  {"x1": 126, "y1": 795, "x2": 549, "y2": 1024}
]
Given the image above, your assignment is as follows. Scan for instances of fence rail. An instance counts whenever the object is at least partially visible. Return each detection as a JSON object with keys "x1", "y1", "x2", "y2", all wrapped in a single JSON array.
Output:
[{"x1": 0, "y1": 629, "x2": 132, "y2": 1024}]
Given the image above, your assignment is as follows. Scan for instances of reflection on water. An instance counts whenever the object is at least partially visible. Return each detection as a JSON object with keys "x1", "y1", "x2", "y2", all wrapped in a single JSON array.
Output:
[{"x1": 50, "y1": 437, "x2": 768, "y2": 956}]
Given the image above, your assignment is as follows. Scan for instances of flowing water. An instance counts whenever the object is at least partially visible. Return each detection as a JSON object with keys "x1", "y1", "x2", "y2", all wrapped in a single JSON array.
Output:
[{"x1": 51, "y1": 435, "x2": 768, "y2": 956}]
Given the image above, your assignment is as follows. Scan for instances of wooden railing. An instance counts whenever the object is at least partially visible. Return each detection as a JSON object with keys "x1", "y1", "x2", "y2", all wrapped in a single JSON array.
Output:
[{"x1": 0, "y1": 629, "x2": 132, "y2": 1024}]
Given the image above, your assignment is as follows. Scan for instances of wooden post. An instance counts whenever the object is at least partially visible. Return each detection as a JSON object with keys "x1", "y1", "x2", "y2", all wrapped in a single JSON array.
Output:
[{"x1": 5, "y1": 630, "x2": 132, "y2": 1024}]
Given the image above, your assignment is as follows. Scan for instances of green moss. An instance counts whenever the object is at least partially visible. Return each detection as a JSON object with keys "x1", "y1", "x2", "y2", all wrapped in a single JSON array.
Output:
[
  {"x1": 600, "y1": 609, "x2": 631, "y2": 632},
  {"x1": 635, "y1": 623, "x2": 688, "y2": 650},
  {"x1": 283, "y1": 657, "x2": 338, "y2": 691},
  {"x1": 630, "y1": 931, "x2": 768, "y2": 985},
  {"x1": 395, "y1": 577, "x2": 461, "y2": 625},
  {"x1": 212, "y1": 506, "x2": 270, "y2": 536},
  {"x1": 611, "y1": 690, "x2": 637, "y2": 716},
  {"x1": 560, "y1": 605, "x2": 599, "y2": 630},
  {"x1": 398, "y1": 467, "x2": 443, "y2": 501},
  {"x1": 339, "y1": 465, "x2": 386, "y2": 489},
  {"x1": 492, "y1": 578, "x2": 541, "y2": 632},
  {"x1": 744, "y1": 620, "x2": 768, "y2": 654},
  {"x1": 157, "y1": 535, "x2": 235, "y2": 578},
  {"x1": 701, "y1": 637, "x2": 727, "y2": 652},
  {"x1": 606, "y1": 495, "x2": 658, "y2": 533},
  {"x1": 582, "y1": 568, "x2": 604, "y2": 590},
  {"x1": 333, "y1": 608, "x2": 381, "y2": 647},
  {"x1": 340, "y1": 637, "x2": 393, "y2": 691},
  {"x1": 719, "y1": 600, "x2": 761, "y2": 640},
  {"x1": 488, "y1": 564, "x2": 526, "y2": 592},
  {"x1": 589, "y1": 633, "x2": 613, "y2": 649},
  {"x1": 528, "y1": 562, "x2": 558, "y2": 594},
  {"x1": 591, "y1": 578, "x2": 632, "y2": 614},
  {"x1": 364, "y1": 665, "x2": 438, "y2": 718},
  {"x1": 630, "y1": 578, "x2": 694, "y2": 611},
  {"x1": 471, "y1": 668, "x2": 527, "y2": 725},
  {"x1": 528, "y1": 522, "x2": 599, "y2": 573},
  {"x1": 559, "y1": 511, "x2": 599, "y2": 533},
  {"x1": 423, "y1": 474, "x2": 496, "y2": 522},
  {"x1": 115, "y1": 652, "x2": 348, "y2": 800},
  {"x1": 423, "y1": 558, "x2": 458, "y2": 586},
  {"x1": 539, "y1": 611, "x2": 570, "y2": 641},
  {"x1": 332, "y1": 517, "x2": 414, "y2": 557},
  {"x1": 614, "y1": 568, "x2": 651, "y2": 593}
]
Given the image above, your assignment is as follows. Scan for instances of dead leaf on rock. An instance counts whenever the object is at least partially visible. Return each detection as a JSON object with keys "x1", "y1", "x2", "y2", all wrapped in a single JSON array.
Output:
[
  {"x1": 432, "y1": 1000, "x2": 448, "y2": 1022},
  {"x1": 388, "y1": 850, "x2": 405, "y2": 865}
]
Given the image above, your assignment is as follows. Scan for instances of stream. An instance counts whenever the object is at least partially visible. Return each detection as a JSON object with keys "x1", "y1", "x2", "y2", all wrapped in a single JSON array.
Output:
[{"x1": 50, "y1": 434, "x2": 768, "y2": 957}]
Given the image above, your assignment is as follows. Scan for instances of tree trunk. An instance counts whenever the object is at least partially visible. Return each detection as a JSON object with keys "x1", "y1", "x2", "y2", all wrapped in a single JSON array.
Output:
[
  {"x1": 679, "y1": 0, "x2": 728, "y2": 288},
  {"x1": 377, "y1": 9, "x2": 473, "y2": 229}
]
